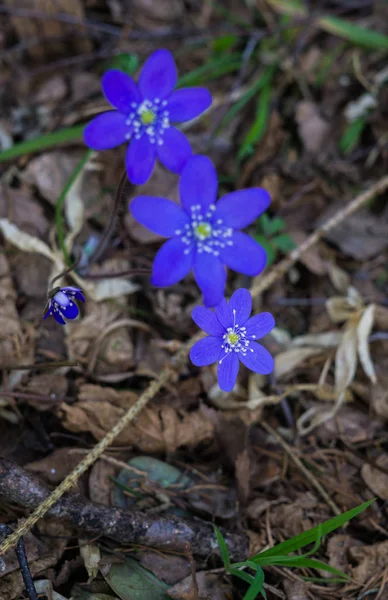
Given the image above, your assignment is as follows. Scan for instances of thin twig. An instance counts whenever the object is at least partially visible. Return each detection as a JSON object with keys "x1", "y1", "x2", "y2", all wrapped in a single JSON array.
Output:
[
  {"x1": 261, "y1": 421, "x2": 341, "y2": 516},
  {"x1": 0, "y1": 525, "x2": 38, "y2": 600},
  {"x1": 1, "y1": 176, "x2": 387, "y2": 557},
  {"x1": 250, "y1": 175, "x2": 388, "y2": 298}
]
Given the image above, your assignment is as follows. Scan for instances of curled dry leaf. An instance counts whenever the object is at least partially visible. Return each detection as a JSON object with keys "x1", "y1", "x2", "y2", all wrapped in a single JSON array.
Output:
[
  {"x1": 335, "y1": 322, "x2": 358, "y2": 401},
  {"x1": 60, "y1": 384, "x2": 214, "y2": 452},
  {"x1": 357, "y1": 304, "x2": 377, "y2": 384},
  {"x1": 350, "y1": 540, "x2": 388, "y2": 584},
  {"x1": 275, "y1": 347, "x2": 324, "y2": 380},
  {"x1": 0, "y1": 218, "x2": 55, "y2": 262},
  {"x1": 0, "y1": 255, "x2": 25, "y2": 364},
  {"x1": 79, "y1": 539, "x2": 101, "y2": 583}
]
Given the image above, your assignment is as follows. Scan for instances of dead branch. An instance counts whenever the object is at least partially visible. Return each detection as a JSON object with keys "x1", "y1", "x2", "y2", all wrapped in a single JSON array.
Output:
[{"x1": 0, "y1": 458, "x2": 248, "y2": 562}]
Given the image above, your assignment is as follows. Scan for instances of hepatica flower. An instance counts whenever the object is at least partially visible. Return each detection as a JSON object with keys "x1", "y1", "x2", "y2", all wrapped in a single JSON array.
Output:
[
  {"x1": 190, "y1": 289, "x2": 275, "y2": 392},
  {"x1": 84, "y1": 49, "x2": 212, "y2": 185},
  {"x1": 43, "y1": 286, "x2": 85, "y2": 325},
  {"x1": 130, "y1": 155, "x2": 270, "y2": 306}
]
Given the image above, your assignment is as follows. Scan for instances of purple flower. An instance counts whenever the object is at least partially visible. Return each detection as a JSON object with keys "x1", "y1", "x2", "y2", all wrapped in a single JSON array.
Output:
[
  {"x1": 43, "y1": 286, "x2": 85, "y2": 325},
  {"x1": 190, "y1": 289, "x2": 275, "y2": 392},
  {"x1": 129, "y1": 155, "x2": 270, "y2": 307},
  {"x1": 83, "y1": 49, "x2": 212, "y2": 185}
]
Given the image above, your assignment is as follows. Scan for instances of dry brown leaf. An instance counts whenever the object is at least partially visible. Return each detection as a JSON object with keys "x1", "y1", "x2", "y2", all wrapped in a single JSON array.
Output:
[
  {"x1": 350, "y1": 540, "x2": 388, "y2": 584},
  {"x1": 0, "y1": 254, "x2": 25, "y2": 365},
  {"x1": 361, "y1": 455, "x2": 388, "y2": 500},
  {"x1": 235, "y1": 449, "x2": 251, "y2": 504},
  {"x1": 326, "y1": 262, "x2": 351, "y2": 294},
  {"x1": 0, "y1": 184, "x2": 48, "y2": 238},
  {"x1": 0, "y1": 218, "x2": 56, "y2": 262},
  {"x1": 291, "y1": 332, "x2": 341, "y2": 348},
  {"x1": 26, "y1": 448, "x2": 82, "y2": 484},
  {"x1": 295, "y1": 101, "x2": 330, "y2": 155},
  {"x1": 60, "y1": 384, "x2": 214, "y2": 452}
]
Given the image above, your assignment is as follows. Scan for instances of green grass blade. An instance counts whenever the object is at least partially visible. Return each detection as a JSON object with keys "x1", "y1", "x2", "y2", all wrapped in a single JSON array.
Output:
[
  {"x1": 261, "y1": 557, "x2": 347, "y2": 578},
  {"x1": 238, "y1": 66, "x2": 275, "y2": 160},
  {"x1": 267, "y1": 0, "x2": 388, "y2": 49},
  {"x1": 250, "y1": 499, "x2": 374, "y2": 561},
  {"x1": 55, "y1": 149, "x2": 92, "y2": 264},
  {"x1": 214, "y1": 526, "x2": 230, "y2": 569},
  {"x1": 243, "y1": 566, "x2": 265, "y2": 600},
  {"x1": 0, "y1": 124, "x2": 85, "y2": 163},
  {"x1": 177, "y1": 54, "x2": 242, "y2": 88},
  {"x1": 339, "y1": 116, "x2": 366, "y2": 154},
  {"x1": 229, "y1": 568, "x2": 254, "y2": 584},
  {"x1": 319, "y1": 15, "x2": 388, "y2": 49}
]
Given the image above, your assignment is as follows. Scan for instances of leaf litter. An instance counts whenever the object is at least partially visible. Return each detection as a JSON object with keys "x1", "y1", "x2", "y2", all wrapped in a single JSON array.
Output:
[{"x1": 0, "y1": 1, "x2": 388, "y2": 599}]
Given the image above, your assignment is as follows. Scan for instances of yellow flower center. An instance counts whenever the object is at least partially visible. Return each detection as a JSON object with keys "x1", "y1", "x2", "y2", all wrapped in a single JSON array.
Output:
[
  {"x1": 140, "y1": 109, "x2": 156, "y2": 125},
  {"x1": 227, "y1": 332, "x2": 239, "y2": 346},
  {"x1": 194, "y1": 222, "x2": 212, "y2": 239}
]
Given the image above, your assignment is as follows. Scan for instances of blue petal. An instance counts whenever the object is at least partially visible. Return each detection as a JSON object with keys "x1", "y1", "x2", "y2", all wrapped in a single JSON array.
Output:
[
  {"x1": 217, "y1": 352, "x2": 239, "y2": 392},
  {"x1": 156, "y1": 128, "x2": 192, "y2": 174},
  {"x1": 84, "y1": 112, "x2": 129, "y2": 150},
  {"x1": 239, "y1": 342, "x2": 274, "y2": 375},
  {"x1": 126, "y1": 135, "x2": 156, "y2": 185},
  {"x1": 213, "y1": 188, "x2": 271, "y2": 229},
  {"x1": 61, "y1": 287, "x2": 85, "y2": 303},
  {"x1": 43, "y1": 302, "x2": 53, "y2": 320},
  {"x1": 138, "y1": 49, "x2": 177, "y2": 100},
  {"x1": 130, "y1": 196, "x2": 189, "y2": 237},
  {"x1": 214, "y1": 298, "x2": 232, "y2": 329},
  {"x1": 166, "y1": 88, "x2": 212, "y2": 122},
  {"x1": 219, "y1": 231, "x2": 267, "y2": 276},
  {"x1": 190, "y1": 336, "x2": 222, "y2": 367},
  {"x1": 52, "y1": 307, "x2": 66, "y2": 325},
  {"x1": 229, "y1": 289, "x2": 252, "y2": 326},
  {"x1": 193, "y1": 252, "x2": 226, "y2": 307},
  {"x1": 151, "y1": 237, "x2": 194, "y2": 287},
  {"x1": 245, "y1": 313, "x2": 275, "y2": 340},
  {"x1": 53, "y1": 290, "x2": 70, "y2": 307},
  {"x1": 102, "y1": 70, "x2": 141, "y2": 112},
  {"x1": 179, "y1": 155, "x2": 218, "y2": 215},
  {"x1": 60, "y1": 301, "x2": 80, "y2": 320},
  {"x1": 191, "y1": 306, "x2": 225, "y2": 336}
]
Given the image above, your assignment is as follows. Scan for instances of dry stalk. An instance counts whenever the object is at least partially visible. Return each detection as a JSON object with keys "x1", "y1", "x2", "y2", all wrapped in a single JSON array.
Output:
[{"x1": 1, "y1": 175, "x2": 388, "y2": 557}]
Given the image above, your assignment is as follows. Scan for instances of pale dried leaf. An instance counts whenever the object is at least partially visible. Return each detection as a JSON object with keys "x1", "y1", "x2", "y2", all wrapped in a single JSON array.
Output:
[
  {"x1": 275, "y1": 347, "x2": 324, "y2": 379},
  {"x1": 291, "y1": 331, "x2": 342, "y2": 348},
  {"x1": 0, "y1": 218, "x2": 55, "y2": 261},
  {"x1": 65, "y1": 172, "x2": 85, "y2": 251},
  {"x1": 326, "y1": 296, "x2": 355, "y2": 323},
  {"x1": 335, "y1": 322, "x2": 358, "y2": 397},
  {"x1": 71, "y1": 272, "x2": 139, "y2": 302},
  {"x1": 326, "y1": 262, "x2": 351, "y2": 294},
  {"x1": 79, "y1": 540, "x2": 101, "y2": 583},
  {"x1": 357, "y1": 304, "x2": 377, "y2": 384}
]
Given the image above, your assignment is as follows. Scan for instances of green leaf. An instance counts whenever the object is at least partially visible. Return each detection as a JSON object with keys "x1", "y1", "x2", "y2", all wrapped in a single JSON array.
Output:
[
  {"x1": 243, "y1": 566, "x2": 265, "y2": 600},
  {"x1": 214, "y1": 525, "x2": 230, "y2": 569},
  {"x1": 103, "y1": 558, "x2": 170, "y2": 600},
  {"x1": 229, "y1": 567, "x2": 255, "y2": 584},
  {"x1": 250, "y1": 499, "x2": 375, "y2": 561},
  {"x1": 258, "y1": 557, "x2": 347, "y2": 579},
  {"x1": 239, "y1": 66, "x2": 275, "y2": 160},
  {"x1": 105, "y1": 53, "x2": 139, "y2": 74},
  {"x1": 212, "y1": 34, "x2": 238, "y2": 54},
  {"x1": 265, "y1": 216, "x2": 286, "y2": 235},
  {"x1": 272, "y1": 234, "x2": 296, "y2": 253},
  {"x1": 339, "y1": 116, "x2": 366, "y2": 154},
  {"x1": 253, "y1": 235, "x2": 276, "y2": 266},
  {"x1": 0, "y1": 124, "x2": 85, "y2": 163}
]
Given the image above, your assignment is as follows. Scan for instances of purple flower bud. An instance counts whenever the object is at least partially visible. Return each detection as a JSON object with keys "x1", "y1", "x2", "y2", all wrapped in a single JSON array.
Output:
[{"x1": 43, "y1": 286, "x2": 85, "y2": 325}]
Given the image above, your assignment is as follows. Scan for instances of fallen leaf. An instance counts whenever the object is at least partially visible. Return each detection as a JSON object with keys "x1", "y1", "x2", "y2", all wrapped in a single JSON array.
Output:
[
  {"x1": 295, "y1": 101, "x2": 330, "y2": 156},
  {"x1": 275, "y1": 347, "x2": 324, "y2": 379},
  {"x1": 357, "y1": 304, "x2": 377, "y2": 384},
  {"x1": 361, "y1": 455, "x2": 388, "y2": 500},
  {"x1": 79, "y1": 540, "x2": 101, "y2": 583},
  {"x1": 350, "y1": 540, "x2": 388, "y2": 584},
  {"x1": 60, "y1": 384, "x2": 214, "y2": 452},
  {"x1": 335, "y1": 321, "x2": 358, "y2": 402}
]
